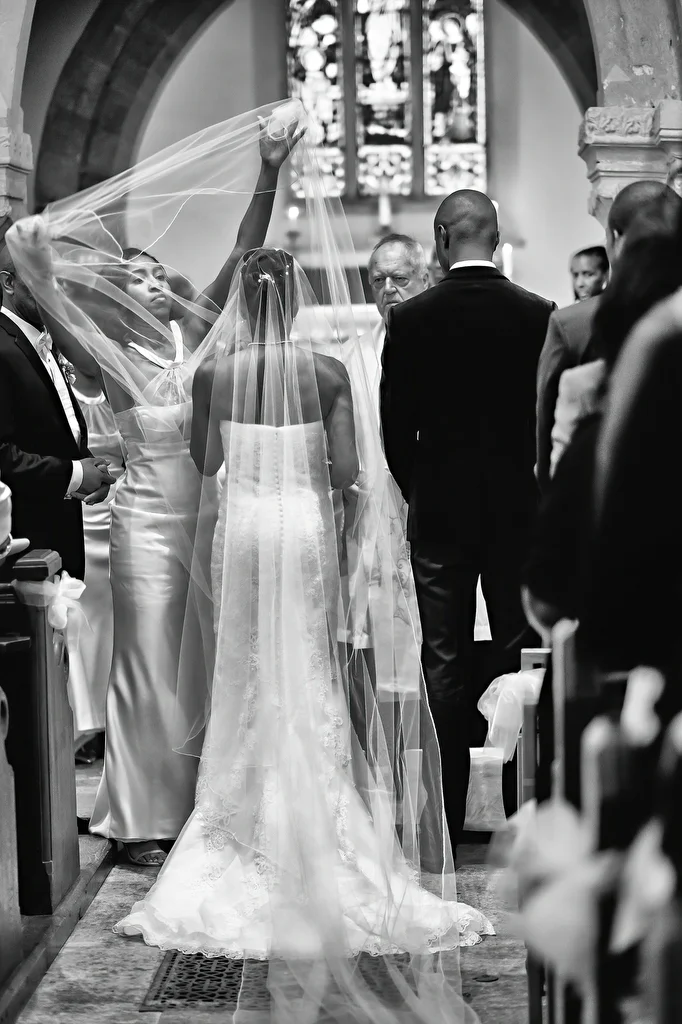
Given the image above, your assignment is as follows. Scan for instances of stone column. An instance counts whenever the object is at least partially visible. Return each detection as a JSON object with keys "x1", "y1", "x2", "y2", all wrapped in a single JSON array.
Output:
[
  {"x1": 579, "y1": 100, "x2": 682, "y2": 225},
  {"x1": 578, "y1": 107, "x2": 667, "y2": 226},
  {"x1": 654, "y1": 99, "x2": 682, "y2": 193},
  {"x1": 0, "y1": 0, "x2": 36, "y2": 227},
  {"x1": 579, "y1": 0, "x2": 682, "y2": 224}
]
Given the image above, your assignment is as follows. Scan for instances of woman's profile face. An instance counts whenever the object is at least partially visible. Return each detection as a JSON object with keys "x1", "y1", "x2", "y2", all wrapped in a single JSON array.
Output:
[{"x1": 125, "y1": 255, "x2": 172, "y2": 319}]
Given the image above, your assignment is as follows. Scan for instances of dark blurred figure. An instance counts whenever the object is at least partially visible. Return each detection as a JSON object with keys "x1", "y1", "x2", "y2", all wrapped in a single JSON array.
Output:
[
  {"x1": 580, "y1": 209, "x2": 682, "y2": 717},
  {"x1": 524, "y1": 198, "x2": 682, "y2": 802},
  {"x1": 570, "y1": 245, "x2": 609, "y2": 301}
]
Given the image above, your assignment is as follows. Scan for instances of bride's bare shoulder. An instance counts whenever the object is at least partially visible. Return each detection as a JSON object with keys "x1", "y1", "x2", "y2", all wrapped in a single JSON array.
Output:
[{"x1": 313, "y1": 350, "x2": 351, "y2": 390}]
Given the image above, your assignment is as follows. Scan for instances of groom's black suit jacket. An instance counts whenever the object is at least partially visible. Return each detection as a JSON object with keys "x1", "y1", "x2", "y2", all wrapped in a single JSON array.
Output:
[
  {"x1": 0, "y1": 312, "x2": 90, "y2": 578},
  {"x1": 380, "y1": 266, "x2": 556, "y2": 548}
]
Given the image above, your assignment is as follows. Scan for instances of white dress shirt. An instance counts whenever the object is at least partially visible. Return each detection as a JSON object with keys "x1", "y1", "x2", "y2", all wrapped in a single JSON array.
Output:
[
  {"x1": 449, "y1": 260, "x2": 497, "y2": 270},
  {"x1": 1, "y1": 306, "x2": 84, "y2": 495}
]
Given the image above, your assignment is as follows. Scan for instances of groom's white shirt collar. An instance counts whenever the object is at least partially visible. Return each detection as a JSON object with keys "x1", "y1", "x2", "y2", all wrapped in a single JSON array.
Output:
[
  {"x1": 449, "y1": 260, "x2": 497, "y2": 270},
  {"x1": 1, "y1": 306, "x2": 43, "y2": 346}
]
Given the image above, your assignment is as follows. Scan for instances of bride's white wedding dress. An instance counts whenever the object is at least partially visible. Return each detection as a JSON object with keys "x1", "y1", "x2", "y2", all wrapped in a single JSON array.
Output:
[{"x1": 115, "y1": 419, "x2": 493, "y2": 958}]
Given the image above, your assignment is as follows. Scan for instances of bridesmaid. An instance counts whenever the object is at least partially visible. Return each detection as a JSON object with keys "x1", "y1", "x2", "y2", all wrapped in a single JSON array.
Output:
[
  {"x1": 11, "y1": 114, "x2": 305, "y2": 868},
  {"x1": 67, "y1": 368, "x2": 125, "y2": 756}
]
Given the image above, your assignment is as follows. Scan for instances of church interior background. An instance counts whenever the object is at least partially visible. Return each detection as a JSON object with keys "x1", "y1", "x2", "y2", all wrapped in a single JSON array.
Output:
[
  {"x1": 3, "y1": 1, "x2": 682, "y2": 1021},
  {"x1": 10, "y1": 0, "x2": 669, "y2": 311}
]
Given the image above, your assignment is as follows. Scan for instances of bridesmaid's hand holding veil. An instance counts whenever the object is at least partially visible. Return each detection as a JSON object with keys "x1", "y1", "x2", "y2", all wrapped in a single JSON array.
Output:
[
  {"x1": 10, "y1": 216, "x2": 53, "y2": 281},
  {"x1": 258, "y1": 105, "x2": 307, "y2": 169}
]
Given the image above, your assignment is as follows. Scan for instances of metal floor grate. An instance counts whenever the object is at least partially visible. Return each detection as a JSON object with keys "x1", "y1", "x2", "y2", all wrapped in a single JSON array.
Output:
[{"x1": 140, "y1": 951, "x2": 417, "y2": 1012}]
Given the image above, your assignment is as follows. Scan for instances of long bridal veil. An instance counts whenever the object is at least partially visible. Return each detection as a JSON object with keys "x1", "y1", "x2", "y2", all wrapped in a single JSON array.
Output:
[{"x1": 9, "y1": 100, "x2": 484, "y2": 1022}]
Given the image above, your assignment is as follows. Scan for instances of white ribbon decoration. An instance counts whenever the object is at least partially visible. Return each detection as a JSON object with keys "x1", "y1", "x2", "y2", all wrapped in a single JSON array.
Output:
[
  {"x1": 610, "y1": 819, "x2": 675, "y2": 954},
  {"x1": 620, "y1": 666, "x2": 665, "y2": 746},
  {"x1": 13, "y1": 571, "x2": 87, "y2": 634},
  {"x1": 478, "y1": 669, "x2": 545, "y2": 761}
]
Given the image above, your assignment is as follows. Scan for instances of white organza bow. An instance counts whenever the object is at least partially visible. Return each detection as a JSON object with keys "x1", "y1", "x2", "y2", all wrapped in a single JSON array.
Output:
[
  {"x1": 13, "y1": 571, "x2": 87, "y2": 632},
  {"x1": 492, "y1": 798, "x2": 619, "y2": 987},
  {"x1": 478, "y1": 669, "x2": 544, "y2": 761}
]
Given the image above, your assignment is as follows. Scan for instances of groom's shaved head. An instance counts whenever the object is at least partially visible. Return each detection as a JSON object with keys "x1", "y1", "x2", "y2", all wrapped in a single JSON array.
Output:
[{"x1": 433, "y1": 190, "x2": 499, "y2": 271}]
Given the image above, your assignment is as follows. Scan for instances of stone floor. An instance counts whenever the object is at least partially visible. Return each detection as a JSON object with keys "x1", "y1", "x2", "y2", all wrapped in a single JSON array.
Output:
[{"x1": 15, "y1": 762, "x2": 529, "y2": 1024}]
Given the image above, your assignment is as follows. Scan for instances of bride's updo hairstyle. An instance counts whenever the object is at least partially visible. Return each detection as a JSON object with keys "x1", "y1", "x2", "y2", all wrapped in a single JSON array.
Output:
[{"x1": 240, "y1": 247, "x2": 296, "y2": 342}]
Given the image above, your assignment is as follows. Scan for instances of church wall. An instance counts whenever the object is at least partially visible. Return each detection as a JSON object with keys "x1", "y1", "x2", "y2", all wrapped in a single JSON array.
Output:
[
  {"x1": 488, "y1": 0, "x2": 605, "y2": 307},
  {"x1": 20, "y1": 0, "x2": 100, "y2": 211},
  {"x1": 19, "y1": 0, "x2": 603, "y2": 307},
  {"x1": 133, "y1": 0, "x2": 602, "y2": 308}
]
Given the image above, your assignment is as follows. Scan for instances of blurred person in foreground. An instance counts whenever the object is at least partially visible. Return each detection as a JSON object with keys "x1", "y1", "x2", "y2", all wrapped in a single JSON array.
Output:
[{"x1": 524, "y1": 200, "x2": 682, "y2": 800}]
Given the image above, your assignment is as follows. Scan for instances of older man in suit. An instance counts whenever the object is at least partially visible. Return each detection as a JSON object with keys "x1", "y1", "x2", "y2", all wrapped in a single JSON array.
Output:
[
  {"x1": 360, "y1": 234, "x2": 430, "y2": 415},
  {"x1": 535, "y1": 180, "x2": 682, "y2": 493}
]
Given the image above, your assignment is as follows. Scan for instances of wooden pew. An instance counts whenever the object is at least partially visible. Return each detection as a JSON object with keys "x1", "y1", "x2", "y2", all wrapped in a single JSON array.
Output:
[
  {"x1": 0, "y1": 678, "x2": 23, "y2": 987},
  {"x1": 581, "y1": 715, "x2": 637, "y2": 1024},
  {"x1": 647, "y1": 714, "x2": 682, "y2": 1024},
  {"x1": 550, "y1": 619, "x2": 587, "y2": 1024},
  {"x1": 0, "y1": 550, "x2": 79, "y2": 915},
  {"x1": 550, "y1": 622, "x2": 630, "y2": 1024},
  {"x1": 518, "y1": 647, "x2": 549, "y2": 809},
  {"x1": 518, "y1": 648, "x2": 549, "y2": 1024}
]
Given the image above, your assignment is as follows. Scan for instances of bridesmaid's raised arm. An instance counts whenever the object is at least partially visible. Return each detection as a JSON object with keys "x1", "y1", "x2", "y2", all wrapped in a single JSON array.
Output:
[{"x1": 195, "y1": 117, "x2": 307, "y2": 319}]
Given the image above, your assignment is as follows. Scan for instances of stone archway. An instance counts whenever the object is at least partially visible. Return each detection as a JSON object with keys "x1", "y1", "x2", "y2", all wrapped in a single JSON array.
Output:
[
  {"x1": 35, "y1": 0, "x2": 231, "y2": 208},
  {"x1": 503, "y1": 0, "x2": 598, "y2": 112},
  {"x1": 33, "y1": 0, "x2": 599, "y2": 209},
  {"x1": 28, "y1": 0, "x2": 682, "y2": 221}
]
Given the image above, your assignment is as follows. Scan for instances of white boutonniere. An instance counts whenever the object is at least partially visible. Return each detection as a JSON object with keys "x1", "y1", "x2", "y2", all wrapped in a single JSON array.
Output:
[{"x1": 56, "y1": 352, "x2": 77, "y2": 387}]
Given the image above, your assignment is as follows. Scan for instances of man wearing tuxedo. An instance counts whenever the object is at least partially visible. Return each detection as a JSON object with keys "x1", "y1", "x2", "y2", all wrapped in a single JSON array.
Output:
[
  {"x1": 380, "y1": 189, "x2": 555, "y2": 850},
  {"x1": 535, "y1": 180, "x2": 682, "y2": 494},
  {"x1": 0, "y1": 245, "x2": 114, "y2": 578}
]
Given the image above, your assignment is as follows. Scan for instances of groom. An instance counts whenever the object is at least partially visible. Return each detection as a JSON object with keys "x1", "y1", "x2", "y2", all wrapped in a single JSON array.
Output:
[
  {"x1": 380, "y1": 190, "x2": 555, "y2": 851},
  {"x1": 0, "y1": 245, "x2": 114, "y2": 578}
]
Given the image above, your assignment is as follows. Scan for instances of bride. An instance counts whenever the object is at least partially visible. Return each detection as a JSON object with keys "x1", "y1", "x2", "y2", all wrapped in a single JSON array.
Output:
[
  {"x1": 12, "y1": 101, "x2": 491, "y2": 1021},
  {"x1": 116, "y1": 244, "x2": 492, "y2": 1018}
]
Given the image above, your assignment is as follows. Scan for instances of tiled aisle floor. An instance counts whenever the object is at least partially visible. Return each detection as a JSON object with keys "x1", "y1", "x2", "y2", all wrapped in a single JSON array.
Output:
[{"x1": 16, "y1": 764, "x2": 528, "y2": 1023}]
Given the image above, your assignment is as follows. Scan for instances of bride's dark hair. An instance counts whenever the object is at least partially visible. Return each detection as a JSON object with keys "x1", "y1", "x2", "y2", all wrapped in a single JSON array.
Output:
[{"x1": 240, "y1": 247, "x2": 295, "y2": 339}]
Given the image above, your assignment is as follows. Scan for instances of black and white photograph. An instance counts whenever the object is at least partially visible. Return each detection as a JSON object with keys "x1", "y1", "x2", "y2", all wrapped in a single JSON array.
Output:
[{"x1": 1, "y1": 1, "x2": 681, "y2": 1022}]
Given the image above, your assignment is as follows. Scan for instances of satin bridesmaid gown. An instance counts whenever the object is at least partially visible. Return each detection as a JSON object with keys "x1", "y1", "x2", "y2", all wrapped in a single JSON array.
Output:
[
  {"x1": 67, "y1": 389, "x2": 124, "y2": 743},
  {"x1": 90, "y1": 325, "x2": 206, "y2": 841}
]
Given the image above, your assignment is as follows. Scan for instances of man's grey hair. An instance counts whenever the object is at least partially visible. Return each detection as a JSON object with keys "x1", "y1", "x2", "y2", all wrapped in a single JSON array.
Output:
[{"x1": 368, "y1": 233, "x2": 428, "y2": 277}]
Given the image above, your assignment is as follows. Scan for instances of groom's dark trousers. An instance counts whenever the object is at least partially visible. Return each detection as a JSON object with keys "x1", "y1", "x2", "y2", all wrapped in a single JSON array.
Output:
[{"x1": 380, "y1": 265, "x2": 555, "y2": 849}]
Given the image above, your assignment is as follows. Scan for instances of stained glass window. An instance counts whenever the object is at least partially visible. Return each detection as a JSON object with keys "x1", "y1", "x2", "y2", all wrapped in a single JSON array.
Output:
[
  {"x1": 354, "y1": 0, "x2": 412, "y2": 197},
  {"x1": 422, "y1": 0, "x2": 486, "y2": 195},
  {"x1": 286, "y1": 0, "x2": 345, "y2": 198},
  {"x1": 285, "y1": 0, "x2": 487, "y2": 201}
]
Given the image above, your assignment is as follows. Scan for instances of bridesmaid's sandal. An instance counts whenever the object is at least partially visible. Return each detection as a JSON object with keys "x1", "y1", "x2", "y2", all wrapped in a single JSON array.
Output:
[{"x1": 122, "y1": 840, "x2": 167, "y2": 867}]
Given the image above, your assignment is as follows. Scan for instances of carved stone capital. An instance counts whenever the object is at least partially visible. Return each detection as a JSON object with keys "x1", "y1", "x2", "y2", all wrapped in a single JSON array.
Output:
[
  {"x1": 653, "y1": 100, "x2": 682, "y2": 195},
  {"x1": 579, "y1": 106, "x2": 656, "y2": 147},
  {"x1": 578, "y1": 105, "x2": 668, "y2": 225}
]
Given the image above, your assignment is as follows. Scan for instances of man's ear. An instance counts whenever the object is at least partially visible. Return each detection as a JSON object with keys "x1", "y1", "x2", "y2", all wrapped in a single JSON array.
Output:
[{"x1": 0, "y1": 270, "x2": 13, "y2": 296}]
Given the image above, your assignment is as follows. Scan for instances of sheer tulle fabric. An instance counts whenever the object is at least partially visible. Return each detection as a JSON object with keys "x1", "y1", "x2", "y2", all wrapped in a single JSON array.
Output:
[{"x1": 8, "y1": 102, "x2": 489, "y2": 1022}]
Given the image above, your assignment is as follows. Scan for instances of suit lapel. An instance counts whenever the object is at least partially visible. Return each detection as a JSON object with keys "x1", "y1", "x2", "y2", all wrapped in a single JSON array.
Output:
[{"x1": 0, "y1": 313, "x2": 84, "y2": 452}]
